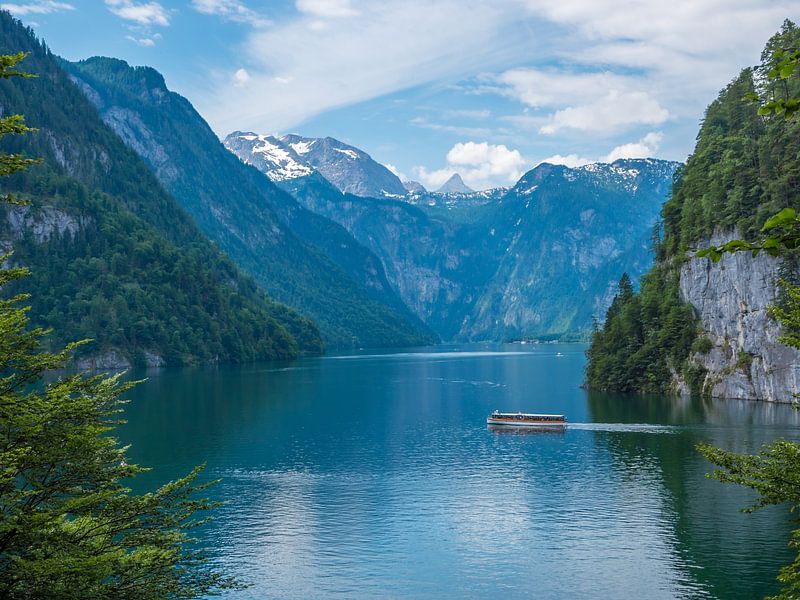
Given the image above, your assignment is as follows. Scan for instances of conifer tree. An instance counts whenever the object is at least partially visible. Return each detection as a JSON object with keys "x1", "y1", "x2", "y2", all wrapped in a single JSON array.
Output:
[
  {"x1": 689, "y1": 21, "x2": 800, "y2": 600},
  {"x1": 0, "y1": 52, "x2": 236, "y2": 599}
]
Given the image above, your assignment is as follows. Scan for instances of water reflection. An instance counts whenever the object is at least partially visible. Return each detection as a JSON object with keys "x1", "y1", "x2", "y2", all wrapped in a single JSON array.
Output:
[
  {"x1": 118, "y1": 345, "x2": 798, "y2": 599},
  {"x1": 587, "y1": 391, "x2": 798, "y2": 600},
  {"x1": 487, "y1": 424, "x2": 567, "y2": 434}
]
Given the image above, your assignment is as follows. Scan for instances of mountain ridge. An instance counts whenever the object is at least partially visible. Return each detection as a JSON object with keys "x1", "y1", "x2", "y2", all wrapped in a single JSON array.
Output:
[
  {"x1": 0, "y1": 13, "x2": 323, "y2": 365},
  {"x1": 437, "y1": 173, "x2": 473, "y2": 194},
  {"x1": 257, "y1": 150, "x2": 680, "y2": 341},
  {"x1": 224, "y1": 131, "x2": 408, "y2": 198},
  {"x1": 66, "y1": 56, "x2": 437, "y2": 350}
]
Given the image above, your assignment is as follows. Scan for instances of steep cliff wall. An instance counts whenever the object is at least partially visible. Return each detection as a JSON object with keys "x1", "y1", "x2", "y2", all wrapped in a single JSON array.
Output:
[{"x1": 677, "y1": 231, "x2": 800, "y2": 402}]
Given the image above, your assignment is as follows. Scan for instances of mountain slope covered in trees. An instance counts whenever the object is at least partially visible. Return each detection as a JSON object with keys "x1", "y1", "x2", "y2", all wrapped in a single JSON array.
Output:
[
  {"x1": 587, "y1": 21, "x2": 800, "y2": 399},
  {"x1": 64, "y1": 56, "x2": 436, "y2": 349},
  {"x1": 0, "y1": 12, "x2": 322, "y2": 366}
]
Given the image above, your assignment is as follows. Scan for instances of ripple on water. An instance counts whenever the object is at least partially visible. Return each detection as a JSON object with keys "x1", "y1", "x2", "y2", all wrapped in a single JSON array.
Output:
[{"x1": 119, "y1": 346, "x2": 796, "y2": 599}]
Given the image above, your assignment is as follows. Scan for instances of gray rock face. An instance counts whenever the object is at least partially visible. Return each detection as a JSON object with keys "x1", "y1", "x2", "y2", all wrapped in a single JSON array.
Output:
[
  {"x1": 677, "y1": 231, "x2": 800, "y2": 402},
  {"x1": 75, "y1": 349, "x2": 132, "y2": 371},
  {"x1": 5, "y1": 205, "x2": 88, "y2": 243},
  {"x1": 279, "y1": 158, "x2": 679, "y2": 341},
  {"x1": 75, "y1": 348, "x2": 165, "y2": 371},
  {"x1": 225, "y1": 132, "x2": 408, "y2": 198},
  {"x1": 402, "y1": 180, "x2": 426, "y2": 193},
  {"x1": 436, "y1": 173, "x2": 473, "y2": 194}
]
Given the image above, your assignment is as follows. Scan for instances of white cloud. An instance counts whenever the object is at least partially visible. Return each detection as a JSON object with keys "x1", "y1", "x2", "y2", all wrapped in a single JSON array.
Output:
[
  {"x1": 126, "y1": 34, "x2": 160, "y2": 46},
  {"x1": 495, "y1": 69, "x2": 632, "y2": 108},
  {"x1": 603, "y1": 131, "x2": 664, "y2": 162},
  {"x1": 488, "y1": 69, "x2": 669, "y2": 135},
  {"x1": 533, "y1": 132, "x2": 664, "y2": 170},
  {"x1": 191, "y1": 0, "x2": 269, "y2": 26},
  {"x1": 192, "y1": 0, "x2": 800, "y2": 165},
  {"x1": 414, "y1": 141, "x2": 526, "y2": 190},
  {"x1": 410, "y1": 116, "x2": 493, "y2": 138},
  {"x1": 540, "y1": 90, "x2": 668, "y2": 134},
  {"x1": 414, "y1": 166, "x2": 455, "y2": 190},
  {"x1": 536, "y1": 154, "x2": 592, "y2": 168},
  {"x1": 233, "y1": 68, "x2": 251, "y2": 87},
  {"x1": 0, "y1": 0, "x2": 73, "y2": 15},
  {"x1": 443, "y1": 109, "x2": 491, "y2": 120},
  {"x1": 105, "y1": 0, "x2": 169, "y2": 26},
  {"x1": 201, "y1": 0, "x2": 538, "y2": 133},
  {"x1": 516, "y1": 0, "x2": 797, "y2": 118},
  {"x1": 295, "y1": 0, "x2": 358, "y2": 18}
]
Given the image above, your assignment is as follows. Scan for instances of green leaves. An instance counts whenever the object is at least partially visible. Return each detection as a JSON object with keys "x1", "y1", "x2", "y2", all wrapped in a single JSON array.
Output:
[
  {"x1": 695, "y1": 207, "x2": 800, "y2": 262},
  {"x1": 754, "y1": 46, "x2": 800, "y2": 120},
  {"x1": 769, "y1": 47, "x2": 800, "y2": 80},
  {"x1": 0, "y1": 52, "x2": 33, "y2": 80},
  {"x1": 0, "y1": 50, "x2": 239, "y2": 598},
  {"x1": 698, "y1": 438, "x2": 800, "y2": 599},
  {"x1": 762, "y1": 207, "x2": 798, "y2": 231}
]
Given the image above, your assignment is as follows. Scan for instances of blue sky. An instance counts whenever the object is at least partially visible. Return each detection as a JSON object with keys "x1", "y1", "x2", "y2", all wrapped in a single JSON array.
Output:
[{"x1": 4, "y1": 0, "x2": 800, "y2": 189}]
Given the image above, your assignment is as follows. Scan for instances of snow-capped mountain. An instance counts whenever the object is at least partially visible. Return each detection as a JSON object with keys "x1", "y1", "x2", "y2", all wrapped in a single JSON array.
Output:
[
  {"x1": 224, "y1": 132, "x2": 407, "y2": 198},
  {"x1": 224, "y1": 132, "x2": 313, "y2": 182},
  {"x1": 272, "y1": 156, "x2": 680, "y2": 341}
]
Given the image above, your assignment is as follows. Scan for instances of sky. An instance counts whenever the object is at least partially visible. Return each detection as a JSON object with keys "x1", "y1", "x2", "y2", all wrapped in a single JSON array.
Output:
[{"x1": 3, "y1": 0, "x2": 799, "y2": 190}]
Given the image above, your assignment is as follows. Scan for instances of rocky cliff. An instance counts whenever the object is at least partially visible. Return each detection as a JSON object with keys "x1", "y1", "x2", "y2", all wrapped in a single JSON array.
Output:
[
  {"x1": 276, "y1": 159, "x2": 678, "y2": 341},
  {"x1": 677, "y1": 231, "x2": 800, "y2": 402}
]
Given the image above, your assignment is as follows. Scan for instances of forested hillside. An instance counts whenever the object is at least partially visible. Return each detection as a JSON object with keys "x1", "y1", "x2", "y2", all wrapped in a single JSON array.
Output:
[
  {"x1": 64, "y1": 56, "x2": 436, "y2": 349},
  {"x1": 0, "y1": 12, "x2": 322, "y2": 365},
  {"x1": 587, "y1": 21, "x2": 800, "y2": 397}
]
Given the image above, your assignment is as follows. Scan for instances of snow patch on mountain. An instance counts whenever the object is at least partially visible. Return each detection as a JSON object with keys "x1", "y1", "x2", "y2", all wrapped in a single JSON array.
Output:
[
  {"x1": 288, "y1": 139, "x2": 315, "y2": 155},
  {"x1": 225, "y1": 132, "x2": 408, "y2": 198},
  {"x1": 333, "y1": 147, "x2": 359, "y2": 160},
  {"x1": 225, "y1": 132, "x2": 312, "y2": 181}
]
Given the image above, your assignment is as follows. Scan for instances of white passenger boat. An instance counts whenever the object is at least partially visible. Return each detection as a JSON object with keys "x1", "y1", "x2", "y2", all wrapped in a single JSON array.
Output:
[{"x1": 486, "y1": 411, "x2": 567, "y2": 428}]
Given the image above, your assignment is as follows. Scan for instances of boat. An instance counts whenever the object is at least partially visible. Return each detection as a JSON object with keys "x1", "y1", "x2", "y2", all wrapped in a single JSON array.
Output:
[{"x1": 486, "y1": 411, "x2": 567, "y2": 428}]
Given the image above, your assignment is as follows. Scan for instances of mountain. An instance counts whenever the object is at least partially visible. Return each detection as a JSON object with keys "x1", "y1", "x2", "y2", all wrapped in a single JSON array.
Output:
[
  {"x1": 223, "y1": 132, "x2": 311, "y2": 182},
  {"x1": 64, "y1": 58, "x2": 436, "y2": 350},
  {"x1": 275, "y1": 173, "x2": 499, "y2": 340},
  {"x1": 0, "y1": 12, "x2": 322, "y2": 366},
  {"x1": 586, "y1": 21, "x2": 800, "y2": 402},
  {"x1": 403, "y1": 180, "x2": 426, "y2": 193},
  {"x1": 462, "y1": 159, "x2": 678, "y2": 340},
  {"x1": 436, "y1": 173, "x2": 473, "y2": 194},
  {"x1": 249, "y1": 151, "x2": 679, "y2": 341},
  {"x1": 224, "y1": 132, "x2": 408, "y2": 198}
]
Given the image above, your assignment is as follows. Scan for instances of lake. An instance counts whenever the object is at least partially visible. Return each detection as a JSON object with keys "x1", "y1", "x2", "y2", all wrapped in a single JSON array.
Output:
[{"x1": 120, "y1": 344, "x2": 800, "y2": 599}]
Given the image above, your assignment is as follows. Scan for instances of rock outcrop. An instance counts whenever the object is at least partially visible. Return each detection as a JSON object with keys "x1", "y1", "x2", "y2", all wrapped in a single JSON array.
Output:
[
  {"x1": 677, "y1": 231, "x2": 800, "y2": 402},
  {"x1": 6, "y1": 205, "x2": 88, "y2": 243}
]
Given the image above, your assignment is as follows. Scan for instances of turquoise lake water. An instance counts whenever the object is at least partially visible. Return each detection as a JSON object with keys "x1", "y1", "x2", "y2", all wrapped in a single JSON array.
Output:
[{"x1": 120, "y1": 344, "x2": 800, "y2": 599}]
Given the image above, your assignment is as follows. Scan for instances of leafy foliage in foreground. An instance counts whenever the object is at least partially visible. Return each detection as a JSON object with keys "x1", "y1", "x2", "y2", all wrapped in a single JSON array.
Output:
[
  {"x1": 698, "y1": 440, "x2": 800, "y2": 600},
  {"x1": 0, "y1": 49, "x2": 236, "y2": 599},
  {"x1": 693, "y1": 21, "x2": 800, "y2": 600}
]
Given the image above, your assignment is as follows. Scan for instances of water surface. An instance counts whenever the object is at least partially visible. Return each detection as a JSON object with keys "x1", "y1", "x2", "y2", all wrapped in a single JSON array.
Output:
[{"x1": 121, "y1": 344, "x2": 800, "y2": 599}]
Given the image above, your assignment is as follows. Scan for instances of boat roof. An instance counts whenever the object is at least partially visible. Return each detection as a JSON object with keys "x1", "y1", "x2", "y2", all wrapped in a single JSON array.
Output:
[{"x1": 491, "y1": 412, "x2": 565, "y2": 418}]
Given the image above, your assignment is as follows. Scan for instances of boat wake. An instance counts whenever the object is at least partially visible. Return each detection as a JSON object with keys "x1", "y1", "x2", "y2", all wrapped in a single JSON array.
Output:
[
  {"x1": 566, "y1": 423, "x2": 680, "y2": 434},
  {"x1": 425, "y1": 377, "x2": 506, "y2": 388}
]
